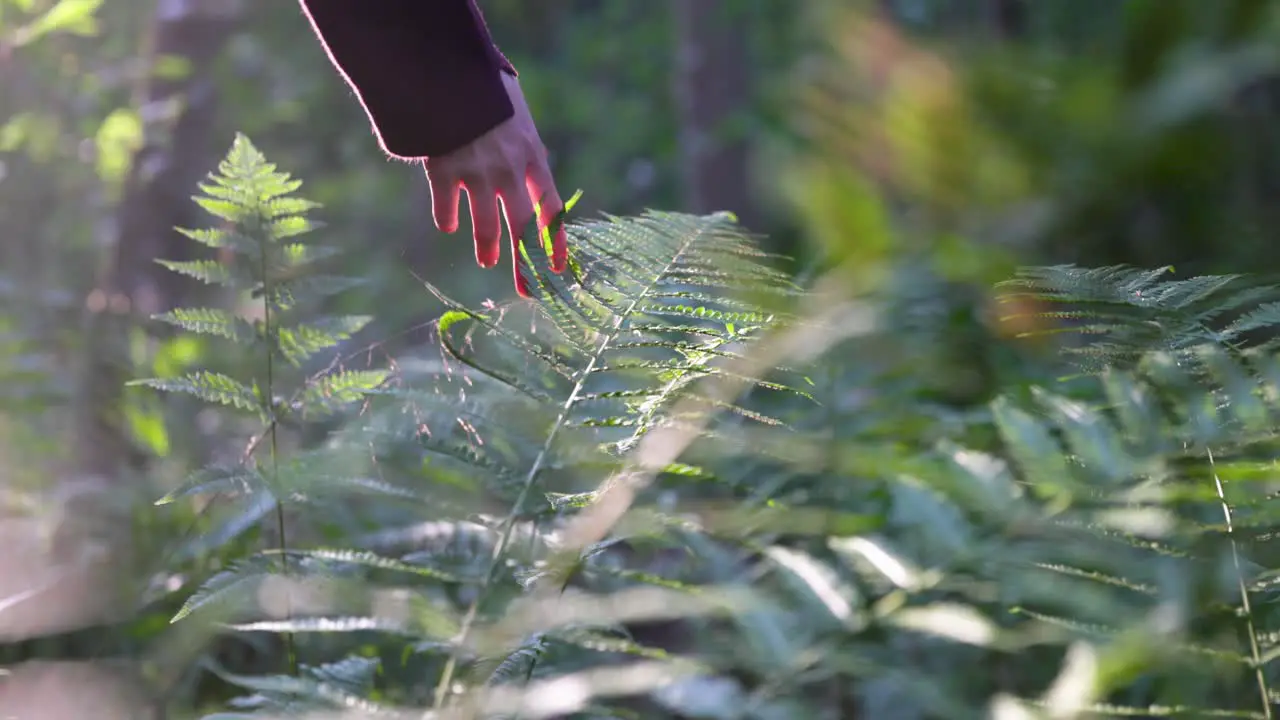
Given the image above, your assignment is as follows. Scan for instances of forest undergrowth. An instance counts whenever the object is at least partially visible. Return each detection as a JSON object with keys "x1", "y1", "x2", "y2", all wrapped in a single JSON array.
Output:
[{"x1": 118, "y1": 134, "x2": 1280, "y2": 720}]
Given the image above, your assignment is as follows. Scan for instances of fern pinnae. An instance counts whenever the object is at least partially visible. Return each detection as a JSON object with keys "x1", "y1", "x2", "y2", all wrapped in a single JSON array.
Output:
[
  {"x1": 432, "y1": 212, "x2": 748, "y2": 709},
  {"x1": 138, "y1": 136, "x2": 395, "y2": 674},
  {"x1": 533, "y1": 275, "x2": 606, "y2": 346},
  {"x1": 156, "y1": 463, "x2": 264, "y2": 505},
  {"x1": 153, "y1": 306, "x2": 257, "y2": 342},
  {"x1": 172, "y1": 554, "x2": 285, "y2": 623},
  {"x1": 267, "y1": 548, "x2": 466, "y2": 583},
  {"x1": 203, "y1": 656, "x2": 390, "y2": 715},
  {"x1": 484, "y1": 633, "x2": 548, "y2": 687},
  {"x1": 422, "y1": 288, "x2": 576, "y2": 393},
  {"x1": 1030, "y1": 562, "x2": 1158, "y2": 596},
  {"x1": 1060, "y1": 702, "x2": 1267, "y2": 718}
]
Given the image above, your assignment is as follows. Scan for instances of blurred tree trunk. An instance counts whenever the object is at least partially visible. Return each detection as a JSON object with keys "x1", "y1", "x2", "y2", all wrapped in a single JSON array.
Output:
[
  {"x1": 76, "y1": 0, "x2": 243, "y2": 481},
  {"x1": 672, "y1": 0, "x2": 758, "y2": 228},
  {"x1": 988, "y1": 0, "x2": 1028, "y2": 39}
]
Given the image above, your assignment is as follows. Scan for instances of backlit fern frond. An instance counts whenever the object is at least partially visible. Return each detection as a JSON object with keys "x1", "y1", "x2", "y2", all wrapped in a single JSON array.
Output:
[
  {"x1": 144, "y1": 139, "x2": 1280, "y2": 718},
  {"x1": 209, "y1": 656, "x2": 386, "y2": 716},
  {"x1": 132, "y1": 134, "x2": 388, "y2": 560},
  {"x1": 181, "y1": 206, "x2": 817, "y2": 712},
  {"x1": 140, "y1": 136, "x2": 1280, "y2": 720},
  {"x1": 633, "y1": 339, "x2": 1280, "y2": 720},
  {"x1": 437, "y1": 210, "x2": 804, "y2": 443},
  {"x1": 997, "y1": 264, "x2": 1280, "y2": 374},
  {"x1": 310, "y1": 210, "x2": 812, "y2": 534}
]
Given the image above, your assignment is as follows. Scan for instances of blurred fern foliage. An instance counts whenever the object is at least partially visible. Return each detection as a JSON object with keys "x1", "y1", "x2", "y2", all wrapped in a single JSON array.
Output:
[
  {"x1": 130, "y1": 2, "x2": 1280, "y2": 716},
  {"x1": 120, "y1": 131, "x2": 1280, "y2": 720}
]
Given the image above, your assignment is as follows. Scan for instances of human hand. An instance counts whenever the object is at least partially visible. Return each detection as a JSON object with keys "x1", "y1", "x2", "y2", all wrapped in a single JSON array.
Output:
[{"x1": 422, "y1": 72, "x2": 566, "y2": 298}]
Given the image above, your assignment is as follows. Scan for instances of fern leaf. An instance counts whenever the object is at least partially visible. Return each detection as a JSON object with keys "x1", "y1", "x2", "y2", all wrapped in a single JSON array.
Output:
[
  {"x1": 485, "y1": 634, "x2": 548, "y2": 686},
  {"x1": 231, "y1": 616, "x2": 425, "y2": 636},
  {"x1": 178, "y1": 488, "x2": 278, "y2": 560},
  {"x1": 155, "y1": 258, "x2": 240, "y2": 287},
  {"x1": 156, "y1": 463, "x2": 264, "y2": 505},
  {"x1": 295, "y1": 369, "x2": 388, "y2": 419},
  {"x1": 174, "y1": 226, "x2": 258, "y2": 254},
  {"x1": 262, "y1": 274, "x2": 365, "y2": 311},
  {"x1": 129, "y1": 371, "x2": 262, "y2": 416},
  {"x1": 264, "y1": 196, "x2": 322, "y2": 218},
  {"x1": 272, "y1": 548, "x2": 466, "y2": 583},
  {"x1": 275, "y1": 314, "x2": 372, "y2": 366},
  {"x1": 204, "y1": 658, "x2": 387, "y2": 715},
  {"x1": 172, "y1": 555, "x2": 281, "y2": 623},
  {"x1": 153, "y1": 307, "x2": 256, "y2": 343}
]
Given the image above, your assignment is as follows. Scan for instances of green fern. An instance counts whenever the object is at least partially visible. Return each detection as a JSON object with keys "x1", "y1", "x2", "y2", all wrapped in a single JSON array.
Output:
[
  {"x1": 997, "y1": 264, "x2": 1280, "y2": 374},
  {"x1": 162, "y1": 161, "x2": 812, "y2": 714},
  {"x1": 151, "y1": 137, "x2": 1280, "y2": 720},
  {"x1": 205, "y1": 655, "x2": 386, "y2": 716},
  {"x1": 132, "y1": 134, "x2": 388, "y2": 578}
]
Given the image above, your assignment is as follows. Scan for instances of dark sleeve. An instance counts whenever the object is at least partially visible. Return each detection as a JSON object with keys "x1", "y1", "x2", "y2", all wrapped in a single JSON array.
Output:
[{"x1": 299, "y1": 0, "x2": 517, "y2": 159}]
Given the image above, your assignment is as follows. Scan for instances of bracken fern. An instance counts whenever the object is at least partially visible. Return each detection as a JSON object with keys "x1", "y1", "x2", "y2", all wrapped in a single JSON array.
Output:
[
  {"x1": 145, "y1": 138, "x2": 1280, "y2": 720},
  {"x1": 132, "y1": 134, "x2": 387, "y2": 613},
  {"x1": 148, "y1": 137, "x2": 813, "y2": 717}
]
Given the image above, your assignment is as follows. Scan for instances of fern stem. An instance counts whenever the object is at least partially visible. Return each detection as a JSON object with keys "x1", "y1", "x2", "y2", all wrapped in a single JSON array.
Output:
[
  {"x1": 1208, "y1": 447, "x2": 1271, "y2": 717},
  {"x1": 259, "y1": 217, "x2": 296, "y2": 677},
  {"x1": 429, "y1": 328, "x2": 604, "y2": 710}
]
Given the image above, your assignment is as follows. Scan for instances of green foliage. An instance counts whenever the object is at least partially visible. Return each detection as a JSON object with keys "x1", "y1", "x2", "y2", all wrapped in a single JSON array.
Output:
[
  {"x1": 134, "y1": 138, "x2": 1280, "y2": 720},
  {"x1": 146, "y1": 136, "x2": 817, "y2": 716},
  {"x1": 134, "y1": 134, "x2": 387, "y2": 560},
  {"x1": 4, "y1": 0, "x2": 104, "y2": 47},
  {"x1": 1000, "y1": 265, "x2": 1280, "y2": 373}
]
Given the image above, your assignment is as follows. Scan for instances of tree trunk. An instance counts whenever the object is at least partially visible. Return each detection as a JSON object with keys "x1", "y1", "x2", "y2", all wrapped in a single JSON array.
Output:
[
  {"x1": 987, "y1": 0, "x2": 1028, "y2": 40},
  {"x1": 76, "y1": 0, "x2": 243, "y2": 482},
  {"x1": 672, "y1": 0, "x2": 757, "y2": 228}
]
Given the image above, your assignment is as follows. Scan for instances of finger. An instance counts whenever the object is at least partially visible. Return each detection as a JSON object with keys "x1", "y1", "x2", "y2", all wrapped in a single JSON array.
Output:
[
  {"x1": 425, "y1": 164, "x2": 461, "y2": 234},
  {"x1": 499, "y1": 185, "x2": 536, "y2": 298},
  {"x1": 527, "y1": 159, "x2": 567, "y2": 273},
  {"x1": 464, "y1": 182, "x2": 502, "y2": 269}
]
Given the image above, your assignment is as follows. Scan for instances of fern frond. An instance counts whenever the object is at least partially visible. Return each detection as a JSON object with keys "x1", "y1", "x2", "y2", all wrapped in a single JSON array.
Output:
[{"x1": 997, "y1": 264, "x2": 1280, "y2": 374}]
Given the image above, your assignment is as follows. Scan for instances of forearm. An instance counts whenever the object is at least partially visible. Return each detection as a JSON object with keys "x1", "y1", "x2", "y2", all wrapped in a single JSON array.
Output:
[{"x1": 299, "y1": 0, "x2": 517, "y2": 158}]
